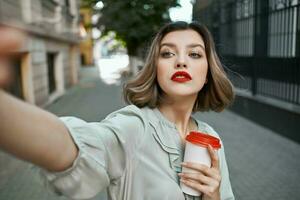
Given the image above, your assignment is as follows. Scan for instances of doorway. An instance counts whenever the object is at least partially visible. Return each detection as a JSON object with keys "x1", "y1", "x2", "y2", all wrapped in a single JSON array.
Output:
[{"x1": 47, "y1": 52, "x2": 56, "y2": 94}]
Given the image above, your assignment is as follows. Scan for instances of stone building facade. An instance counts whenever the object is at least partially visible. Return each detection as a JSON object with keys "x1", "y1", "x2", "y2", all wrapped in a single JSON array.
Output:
[{"x1": 0, "y1": 0, "x2": 81, "y2": 106}]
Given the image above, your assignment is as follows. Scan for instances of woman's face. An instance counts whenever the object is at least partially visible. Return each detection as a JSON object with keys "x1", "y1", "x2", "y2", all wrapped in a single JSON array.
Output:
[{"x1": 157, "y1": 29, "x2": 208, "y2": 100}]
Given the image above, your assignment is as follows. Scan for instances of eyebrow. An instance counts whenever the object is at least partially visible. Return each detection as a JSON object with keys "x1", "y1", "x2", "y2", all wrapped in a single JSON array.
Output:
[{"x1": 160, "y1": 43, "x2": 205, "y2": 51}]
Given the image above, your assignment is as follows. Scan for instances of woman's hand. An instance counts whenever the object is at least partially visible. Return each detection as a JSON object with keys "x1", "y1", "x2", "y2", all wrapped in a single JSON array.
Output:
[
  {"x1": 0, "y1": 27, "x2": 24, "y2": 89},
  {"x1": 0, "y1": 27, "x2": 78, "y2": 172},
  {"x1": 179, "y1": 145, "x2": 221, "y2": 200},
  {"x1": 0, "y1": 60, "x2": 12, "y2": 89}
]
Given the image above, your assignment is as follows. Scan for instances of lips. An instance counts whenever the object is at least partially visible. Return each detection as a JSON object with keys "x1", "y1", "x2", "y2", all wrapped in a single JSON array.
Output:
[{"x1": 171, "y1": 71, "x2": 192, "y2": 83}]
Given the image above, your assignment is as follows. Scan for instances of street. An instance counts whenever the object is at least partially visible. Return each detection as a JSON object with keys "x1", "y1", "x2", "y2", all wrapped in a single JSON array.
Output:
[{"x1": 0, "y1": 64, "x2": 300, "y2": 200}]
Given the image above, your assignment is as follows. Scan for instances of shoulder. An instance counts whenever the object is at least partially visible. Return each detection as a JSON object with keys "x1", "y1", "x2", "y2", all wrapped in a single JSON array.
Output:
[
  {"x1": 105, "y1": 105, "x2": 146, "y2": 123},
  {"x1": 102, "y1": 105, "x2": 149, "y2": 133},
  {"x1": 102, "y1": 105, "x2": 150, "y2": 154},
  {"x1": 195, "y1": 119, "x2": 221, "y2": 139}
]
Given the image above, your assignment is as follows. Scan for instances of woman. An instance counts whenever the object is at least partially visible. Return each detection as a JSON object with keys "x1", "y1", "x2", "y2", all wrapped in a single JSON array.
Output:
[{"x1": 0, "y1": 21, "x2": 234, "y2": 200}]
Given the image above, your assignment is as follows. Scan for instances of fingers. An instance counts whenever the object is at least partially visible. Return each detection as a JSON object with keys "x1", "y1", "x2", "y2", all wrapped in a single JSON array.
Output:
[
  {"x1": 179, "y1": 171, "x2": 220, "y2": 186},
  {"x1": 180, "y1": 178, "x2": 219, "y2": 198},
  {"x1": 180, "y1": 147, "x2": 221, "y2": 198},
  {"x1": 180, "y1": 165, "x2": 221, "y2": 183},
  {"x1": 0, "y1": 60, "x2": 12, "y2": 89},
  {"x1": 0, "y1": 27, "x2": 25, "y2": 89},
  {"x1": 0, "y1": 27, "x2": 25, "y2": 55},
  {"x1": 179, "y1": 166, "x2": 221, "y2": 198},
  {"x1": 181, "y1": 162, "x2": 220, "y2": 179}
]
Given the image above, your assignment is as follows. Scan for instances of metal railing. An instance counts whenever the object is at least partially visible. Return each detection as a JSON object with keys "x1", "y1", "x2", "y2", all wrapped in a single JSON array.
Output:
[
  {"x1": 194, "y1": 0, "x2": 300, "y2": 106},
  {"x1": 224, "y1": 56, "x2": 300, "y2": 105}
]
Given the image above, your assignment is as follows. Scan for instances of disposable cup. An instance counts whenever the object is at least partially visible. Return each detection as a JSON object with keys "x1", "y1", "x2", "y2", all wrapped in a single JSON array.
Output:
[{"x1": 180, "y1": 131, "x2": 221, "y2": 196}]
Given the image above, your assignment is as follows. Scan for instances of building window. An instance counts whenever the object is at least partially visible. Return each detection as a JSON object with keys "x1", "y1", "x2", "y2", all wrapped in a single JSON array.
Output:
[
  {"x1": 219, "y1": 0, "x2": 255, "y2": 56},
  {"x1": 268, "y1": 0, "x2": 298, "y2": 57},
  {"x1": 235, "y1": 0, "x2": 255, "y2": 56},
  {"x1": 47, "y1": 53, "x2": 56, "y2": 94},
  {"x1": 6, "y1": 56, "x2": 24, "y2": 99}
]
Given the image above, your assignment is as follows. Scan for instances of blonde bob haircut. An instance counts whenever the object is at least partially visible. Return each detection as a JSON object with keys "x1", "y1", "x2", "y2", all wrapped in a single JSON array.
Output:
[{"x1": 123, "y1": 21, "x2": 234, "y2": 112}]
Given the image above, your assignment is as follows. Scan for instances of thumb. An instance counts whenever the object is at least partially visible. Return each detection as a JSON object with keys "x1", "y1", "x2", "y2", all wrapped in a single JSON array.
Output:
[
  {"x1": 0, "y1": 27, "x2": 25, "y2": 55},
  {"x1": 0, "y1": 27, "x2": 25, "y2": 89},
  {"x1": 207, "y1": 144, "x2": 220, "y2": 169}
]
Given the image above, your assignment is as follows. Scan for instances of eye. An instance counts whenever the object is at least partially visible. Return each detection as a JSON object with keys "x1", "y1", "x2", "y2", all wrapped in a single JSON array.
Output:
[
  {"x1": 189, "y1": 52, "x2": 201, "y2": 58},
  {"x1": 160, "y1": 51, "x2": 175, "y2": 58}
]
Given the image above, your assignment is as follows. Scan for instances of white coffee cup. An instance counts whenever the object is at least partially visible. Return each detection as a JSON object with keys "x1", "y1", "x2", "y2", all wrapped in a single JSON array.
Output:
[{"x1": 180, "y1": 131, "x2": 221, "y2": 196}]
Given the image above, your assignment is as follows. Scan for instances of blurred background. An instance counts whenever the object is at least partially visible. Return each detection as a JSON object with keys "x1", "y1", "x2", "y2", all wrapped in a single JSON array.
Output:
[{"x1": 0, "y1": 0, "x2": 299, "y2": 199}]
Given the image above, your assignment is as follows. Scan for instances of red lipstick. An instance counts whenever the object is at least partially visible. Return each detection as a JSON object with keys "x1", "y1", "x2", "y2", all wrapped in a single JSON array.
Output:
[{"x1": 171, "y1": 71, "x2": 192, "y2": 83}]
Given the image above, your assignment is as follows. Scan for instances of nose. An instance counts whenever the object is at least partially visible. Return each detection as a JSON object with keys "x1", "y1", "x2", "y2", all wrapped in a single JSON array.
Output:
[
  {"x1": 176, "y1": 63, "x2": 187, "y2": 68},
  {"x1": 176, "y1": 55, "x2": 187, "y2": 68}
]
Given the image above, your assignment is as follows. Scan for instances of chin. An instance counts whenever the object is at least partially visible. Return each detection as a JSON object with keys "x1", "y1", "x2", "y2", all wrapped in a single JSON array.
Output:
[{"x1": 165, "y1": 90, "x2": 198, "y2": 98}]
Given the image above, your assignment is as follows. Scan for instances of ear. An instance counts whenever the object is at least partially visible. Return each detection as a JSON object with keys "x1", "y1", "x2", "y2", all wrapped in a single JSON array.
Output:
[{"x1": 205, "y1": 77, "x2": 208, "y2": 84}]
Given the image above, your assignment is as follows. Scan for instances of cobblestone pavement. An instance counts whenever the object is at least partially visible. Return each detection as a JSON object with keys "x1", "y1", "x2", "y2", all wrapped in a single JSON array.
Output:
[{"x1": 0, "y1": 66, "x2": 299, "y2": 200}]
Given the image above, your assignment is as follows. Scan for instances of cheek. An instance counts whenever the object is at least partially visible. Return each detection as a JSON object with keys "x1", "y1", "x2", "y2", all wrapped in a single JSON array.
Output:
[
  {"x1": 156, "y1": 61, "x2": 169, "y2": 80},
  {"x1": 156, "y1": 69, "x2": 166, "y2": 88},
  {"x1": 198, "y1": 61, "x2": 208, "y2": 75},
  {"x1": 194, "y1": 62, "x2": 208, "y2": 83}
]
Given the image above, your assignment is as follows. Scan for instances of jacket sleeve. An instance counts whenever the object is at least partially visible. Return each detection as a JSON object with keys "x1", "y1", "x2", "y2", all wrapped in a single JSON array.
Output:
[{"x1": 38, "y1": 105, "x2": 147, "y2": 200}]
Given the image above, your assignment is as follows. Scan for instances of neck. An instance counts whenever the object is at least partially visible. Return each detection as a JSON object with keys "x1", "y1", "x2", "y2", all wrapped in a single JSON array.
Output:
[{"x1": 158, "y1": 95, "x2": 198, "y2": 137}]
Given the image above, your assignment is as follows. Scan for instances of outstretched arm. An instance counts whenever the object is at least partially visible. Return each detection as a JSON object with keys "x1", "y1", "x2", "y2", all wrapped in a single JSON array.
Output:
[{"x1": 0, "y1": 27, "x2": 78, "y2": 172}]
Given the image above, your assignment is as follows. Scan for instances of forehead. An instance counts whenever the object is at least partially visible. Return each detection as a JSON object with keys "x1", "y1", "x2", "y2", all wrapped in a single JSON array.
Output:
[{"x1": 160, "y1": 29, "x2": 205, "y2": 47}]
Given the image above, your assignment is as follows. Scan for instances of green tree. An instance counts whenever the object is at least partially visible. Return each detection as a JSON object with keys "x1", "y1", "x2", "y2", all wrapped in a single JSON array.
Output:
[{"x1": 82, "y1": 0, "x2": 179, "y2": 57}]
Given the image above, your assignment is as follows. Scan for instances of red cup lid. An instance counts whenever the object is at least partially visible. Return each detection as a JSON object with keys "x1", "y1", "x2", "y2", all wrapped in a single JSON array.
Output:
[{"x1": 186, "y1": 131, "x2": 221, "y2": 149}]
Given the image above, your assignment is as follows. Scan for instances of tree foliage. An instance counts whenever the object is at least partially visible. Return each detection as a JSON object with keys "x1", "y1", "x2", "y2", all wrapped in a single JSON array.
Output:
[{"x1": 82, "y1": 0, "x2": 179, "y2": 56}]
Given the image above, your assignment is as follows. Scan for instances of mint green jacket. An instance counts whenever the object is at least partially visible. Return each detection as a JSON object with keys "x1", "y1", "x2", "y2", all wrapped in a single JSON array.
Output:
[{"x1": 40, "y1": 105, "x2": 234, "y2": 200}]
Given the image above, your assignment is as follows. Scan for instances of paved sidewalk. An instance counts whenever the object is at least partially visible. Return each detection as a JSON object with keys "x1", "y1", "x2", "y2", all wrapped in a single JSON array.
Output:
[
  {"x1": 194, "y1": 110, "x2": 300, "y2": 199},
  {"x1": 0, "y1": 66, "x2": 299, "y2": 200}
]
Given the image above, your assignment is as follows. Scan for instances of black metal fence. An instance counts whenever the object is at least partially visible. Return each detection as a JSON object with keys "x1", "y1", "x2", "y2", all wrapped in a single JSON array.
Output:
[
  {"x1": 225, "y1": 56, "x2": 300, "y2": 105},
  {"x1": 194, "y1": 0, "x2": 300, "y2": 106}
]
